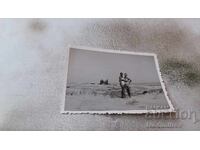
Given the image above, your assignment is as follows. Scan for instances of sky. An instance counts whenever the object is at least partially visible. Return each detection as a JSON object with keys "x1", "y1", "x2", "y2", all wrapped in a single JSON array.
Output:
[{"x1": 67, "y1": 48, "x2": 161, "y2": 84}]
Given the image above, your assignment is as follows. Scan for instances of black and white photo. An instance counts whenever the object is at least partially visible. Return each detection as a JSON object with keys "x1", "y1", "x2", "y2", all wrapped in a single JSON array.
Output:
[{"x1": 63, "y1": 46, "x2": 174, "y2": 114}]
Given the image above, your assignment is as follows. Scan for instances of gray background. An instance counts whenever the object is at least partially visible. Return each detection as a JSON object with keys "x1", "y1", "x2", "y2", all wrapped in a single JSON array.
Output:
[
  {"x1": 1, "y1": 19, "x2": 200, "y2": 130},
  {"x1": 68, "y1": 48, "x2": 159, "y2": 84}
]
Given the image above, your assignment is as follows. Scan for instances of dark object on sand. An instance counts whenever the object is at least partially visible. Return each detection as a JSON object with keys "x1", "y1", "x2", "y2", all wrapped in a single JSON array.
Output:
[
  {"x1": 142, "y1": 91, "x2": 148, "y2": 94},
  {"x1": 104, "y1": 80, "x2": 108, "y2": 85},
  {"x1": 100, "y1": 79, "x2": 109, "y2": 85},
  {"x1": 100, "y1": 79, "x2": 104, "y2": 85}
]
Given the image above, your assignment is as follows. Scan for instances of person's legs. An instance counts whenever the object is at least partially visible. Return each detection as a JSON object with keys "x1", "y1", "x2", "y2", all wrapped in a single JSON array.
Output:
[
  {"x1": 121, "y1": 85, "x2": 125, "y2": 98},
  {"x1": 127, "y1": 87, "x2": 131, "y2": 97},
  {"x1": 125, "y1": 85, "x2": 131, "y2": 98}
]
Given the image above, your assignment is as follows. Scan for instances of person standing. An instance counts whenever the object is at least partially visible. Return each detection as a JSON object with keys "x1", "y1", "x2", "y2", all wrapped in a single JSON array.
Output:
[
  {"x1": 119, "y1": 72, "x2": 125, "y2": 98},
  {"x1": 124, "y1": 73, "x2": 132, "y2": 98}
]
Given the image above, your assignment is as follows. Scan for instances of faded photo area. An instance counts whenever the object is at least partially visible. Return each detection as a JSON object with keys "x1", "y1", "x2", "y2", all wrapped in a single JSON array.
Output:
[{"x1": 64, "y1": 47, "x2": 173, "y2": 113}]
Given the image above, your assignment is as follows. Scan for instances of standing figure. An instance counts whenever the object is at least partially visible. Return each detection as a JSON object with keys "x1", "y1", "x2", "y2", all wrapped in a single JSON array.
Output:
[
  {"x1": 124, "y1": 73, "x2": 132, "y2": 98},
  {"x1": 119, "y1": 72, "x2": 125, "y2": 98}
]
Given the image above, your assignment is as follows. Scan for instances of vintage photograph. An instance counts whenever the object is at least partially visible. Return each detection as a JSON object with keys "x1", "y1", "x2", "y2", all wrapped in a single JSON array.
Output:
[
  {"x1": 2, "y1": 18, "x2": 200, "y2": 131},
  {"x1": 63, "y1": 47, "x2": 174, "y2": 114}
]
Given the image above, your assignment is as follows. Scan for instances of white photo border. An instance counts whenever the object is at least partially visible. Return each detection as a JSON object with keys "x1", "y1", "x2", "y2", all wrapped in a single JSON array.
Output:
[{"x1": 61, "y1": 46, "x2": 175, "y2": 114}]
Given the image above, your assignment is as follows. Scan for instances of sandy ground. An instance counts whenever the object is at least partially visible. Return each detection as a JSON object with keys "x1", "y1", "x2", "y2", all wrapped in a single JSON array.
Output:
[
  {"x1": 65, "y1": 94, "x2": 169, "y2": 111},
  {"x1": 1, "y1": 19, "x2": 200, "y2": 130},
  {"x1": 65, "y1": 83, "x2": 169, "y2": 111}
]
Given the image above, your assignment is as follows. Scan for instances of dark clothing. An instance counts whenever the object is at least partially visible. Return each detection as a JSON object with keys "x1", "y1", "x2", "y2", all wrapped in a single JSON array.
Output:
[
  {"x1": 124, "y1": 84, "x2": 131, "y2": 97},
  {"x1": 119, "y1": 75, "x2": 132, "y2": 98},
  {"x1": 124, "y1": 76, "x2": 131, "y2": 97},
  {"x1": 119, "y1": 76, "x2": 125, "y2": 86},
  {"x1": 119, "y1": 75, "x2": 125, "y2": 98},
  {"x1": 121, "y1": 85, "x2": 125, "y2": 98},
  {"x1": 124, "y1": 77, "x2": 131, "y2": 84}
]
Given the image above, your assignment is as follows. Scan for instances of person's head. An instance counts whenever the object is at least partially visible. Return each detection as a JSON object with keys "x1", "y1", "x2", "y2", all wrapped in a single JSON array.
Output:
[
  {"x1": 124, "y1": 73, "x2": 127, "y2": 77},
  {"x1": 120, "y1": 72, "x2": 123, "y2": 77}
]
